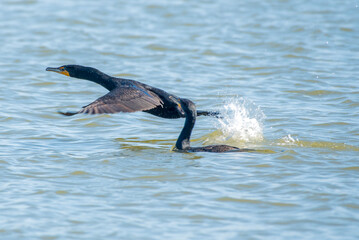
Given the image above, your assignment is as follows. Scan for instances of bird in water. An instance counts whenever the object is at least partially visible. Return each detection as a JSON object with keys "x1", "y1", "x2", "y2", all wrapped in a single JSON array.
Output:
[
  {"x1": 173, "y1": 98, "x2": 255, "y2": 153},
  {"x1": 46, "y1": 65, "x2": 218, "y2": 119}
]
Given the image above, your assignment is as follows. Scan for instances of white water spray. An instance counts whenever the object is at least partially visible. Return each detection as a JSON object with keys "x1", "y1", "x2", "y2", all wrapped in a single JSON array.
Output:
[
  {"x1": 279, "y1": 134, "x2": 300, "y2": 145},
  {"x1": 204, "y1": 97, "x2": 265, "y2": 145}
]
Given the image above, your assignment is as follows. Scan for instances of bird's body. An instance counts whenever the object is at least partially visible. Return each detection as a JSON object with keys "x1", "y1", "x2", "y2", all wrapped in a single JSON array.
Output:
[
  {"x1": 46, "y1": 65, "x2": 218, "y2": 119},
  {"x1": 174, "y1": 98, "x2": 255, "y2": 153},
  {"x1": 183, "y1": 144, "x2": 252, "y2": 153}
]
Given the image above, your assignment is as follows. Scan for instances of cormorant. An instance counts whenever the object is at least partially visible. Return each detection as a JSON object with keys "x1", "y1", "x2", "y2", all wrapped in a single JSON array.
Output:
[
  {"x1": 46, "y1": 65, "x2": 218, "y2": 119},
  {"x1": 174, "y1": 98, "x2": 255, "y2": 153}
]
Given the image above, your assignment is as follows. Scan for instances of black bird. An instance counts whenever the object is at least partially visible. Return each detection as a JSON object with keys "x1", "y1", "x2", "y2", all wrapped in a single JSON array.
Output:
[
  {"x1": 46, "y1": 65, "x2": 218, "y2": 119},
  {"x1": 174, "y1": 98, "x2": 255, "y2": 153}
]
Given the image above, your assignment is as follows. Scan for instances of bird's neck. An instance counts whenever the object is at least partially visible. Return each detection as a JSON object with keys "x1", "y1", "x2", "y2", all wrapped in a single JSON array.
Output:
[
  {"x1": 78, "y1": 69, "x2": 117, "y2": 91},
  {"x1": 175, "y1": 110, "x2": 196, "y2": 150}
]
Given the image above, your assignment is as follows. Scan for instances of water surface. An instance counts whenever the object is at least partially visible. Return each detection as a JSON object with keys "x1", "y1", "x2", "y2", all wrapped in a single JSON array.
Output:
[{"x1": 1, "y1": 0, "x2": 359, "y2": 239}]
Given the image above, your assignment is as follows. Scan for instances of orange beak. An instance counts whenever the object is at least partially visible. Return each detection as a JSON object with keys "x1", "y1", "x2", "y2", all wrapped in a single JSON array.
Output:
[{"x1": 46, "y1": 67, "x2": 70, "y2": 76}]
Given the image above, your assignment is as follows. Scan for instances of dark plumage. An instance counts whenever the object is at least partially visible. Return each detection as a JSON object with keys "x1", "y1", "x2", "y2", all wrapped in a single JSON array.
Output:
[
  {"x1": 46, "y1": 65, "x2": 218, "y2": 119},
  {"x1": 174, "y1": 98, "x2": 255, "y2": 153}
]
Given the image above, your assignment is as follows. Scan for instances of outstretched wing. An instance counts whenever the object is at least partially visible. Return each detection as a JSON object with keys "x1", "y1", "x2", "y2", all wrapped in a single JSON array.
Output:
[{"x1": 59, "y1": 85, "x2": 163, "y2": 115}]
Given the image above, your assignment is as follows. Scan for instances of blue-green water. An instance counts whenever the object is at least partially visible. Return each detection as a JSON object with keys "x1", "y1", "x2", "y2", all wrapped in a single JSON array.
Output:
[{"x1": 1, "y1": 0, "x2": 359, "y2": 239}]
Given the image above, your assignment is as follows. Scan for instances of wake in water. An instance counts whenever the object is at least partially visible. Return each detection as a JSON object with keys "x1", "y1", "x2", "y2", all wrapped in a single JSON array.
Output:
[
  {"x1": 277, "y1": 134, "x2": 359, "y2": 151},
  {"x1": 203, "y1": 96, "x2": 265, "y2": 146}
]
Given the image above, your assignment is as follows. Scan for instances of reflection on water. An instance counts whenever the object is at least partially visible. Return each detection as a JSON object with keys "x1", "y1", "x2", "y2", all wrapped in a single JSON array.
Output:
[{"x1": 1, "y1": 0, "x2": 359, "y2": 239}]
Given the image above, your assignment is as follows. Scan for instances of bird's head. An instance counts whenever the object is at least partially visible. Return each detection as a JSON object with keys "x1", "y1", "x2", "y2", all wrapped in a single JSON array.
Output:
[{"x1": 46, "y1": 65, "x2": 100, "y2": 79}]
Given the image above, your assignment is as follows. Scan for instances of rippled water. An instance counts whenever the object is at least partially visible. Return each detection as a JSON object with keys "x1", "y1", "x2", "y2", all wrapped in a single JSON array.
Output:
[{"x1": 1, "y1": 0, "x2": 359, "y2": 239}]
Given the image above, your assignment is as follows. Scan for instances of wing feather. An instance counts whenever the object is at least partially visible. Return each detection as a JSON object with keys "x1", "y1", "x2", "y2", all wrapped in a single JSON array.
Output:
[
  {"x1": 78, "y1": 85, "x2": 163, "y2": 115},
  {"x1": 59, "y1": 84, "x2": 163, "y2": 116}
]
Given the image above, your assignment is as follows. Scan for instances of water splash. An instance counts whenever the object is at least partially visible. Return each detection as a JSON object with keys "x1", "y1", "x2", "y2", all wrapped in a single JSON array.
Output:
[
  {"x1": 205, "y1": 97, "x2": 265, "y2": 145},
  {"x1": 279, "y1": 134, "x2": 299, "y2": 145}
]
